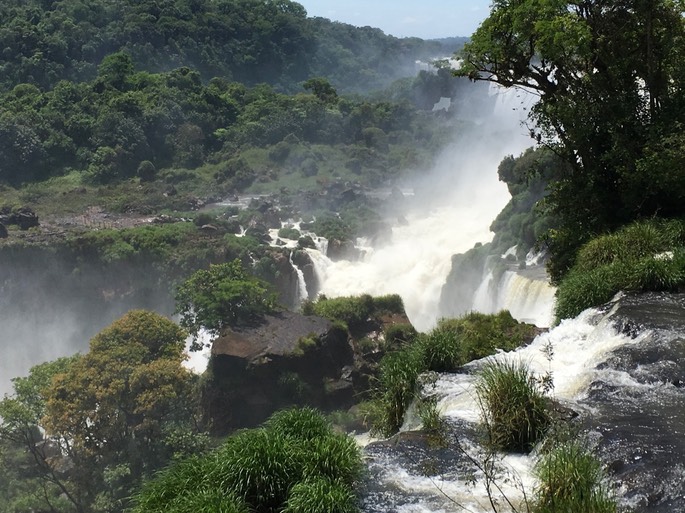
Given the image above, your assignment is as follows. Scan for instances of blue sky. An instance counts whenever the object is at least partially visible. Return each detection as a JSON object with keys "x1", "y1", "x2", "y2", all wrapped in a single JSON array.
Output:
[{"x1": 296, "y1": 0, "x2": 491, "y2": 39}]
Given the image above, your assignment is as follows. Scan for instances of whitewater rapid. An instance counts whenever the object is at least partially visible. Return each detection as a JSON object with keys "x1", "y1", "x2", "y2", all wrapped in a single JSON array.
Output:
[{"x1": 363, "y1": 301, "x2": 646, "y2": 513}]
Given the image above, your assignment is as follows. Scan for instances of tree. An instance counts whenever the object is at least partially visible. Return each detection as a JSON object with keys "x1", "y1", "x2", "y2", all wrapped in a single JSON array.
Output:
[
  {"x1": 0, "y1": 356, "x2": 82, "y2": 513},
  {"x1": 458, "y1": 0, "x2": 685, "y2": 280},
  {"x1": 303, "y1": 77, "x2": 338, "y2": 104},
  {"x1": 22, "y1": 310, "x2": 201, "y2": 513},
  {"x1": 175, "y1": 259, "x2": 277, "y2": 339}
]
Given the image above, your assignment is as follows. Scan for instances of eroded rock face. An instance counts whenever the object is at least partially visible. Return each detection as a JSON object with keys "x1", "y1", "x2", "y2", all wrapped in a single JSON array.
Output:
[{"x1": 204, "y1": 311, "x2": 355, "y2": 434}]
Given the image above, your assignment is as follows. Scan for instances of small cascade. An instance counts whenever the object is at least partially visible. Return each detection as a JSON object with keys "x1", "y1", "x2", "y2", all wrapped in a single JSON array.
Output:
[
  {"x1": 471, "y1": 269, "x2": 495, "y2": 313},
  {"x1": 289, "y1": 251, "x2": 309, "y2": 306},
  {"x1": 492, "y1": 270, "x2": 556, "y2": 326}
]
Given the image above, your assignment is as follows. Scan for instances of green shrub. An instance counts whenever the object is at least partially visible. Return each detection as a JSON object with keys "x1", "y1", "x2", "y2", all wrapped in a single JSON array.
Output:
[
  {"x1": 311, "y1": 294, "x2": 374, "y2": 327},
  {"x1": 285, "y1": 477, "x2": 358, "y2": 513},
  {"x1": 418, "y1": 329, "x2": 462, "y2": 372},
  {"x1": 476, "y1": 360, "x2": 549, "y2": 452},
  {"x1": 372, "y1": 294, "x2": 405, "y2": 315},
  {"x1": 216, "y1": 429, "x2": 299, "y2": 511},
  {"x1": 278, "y1": 227, "x2": 301, "y2": 240},
  {"x1": 383, "y1": 323, "x2": 418, "y2": 346},
  {"x1": 533, "y1": 442, "x2": 616, "y2": 513},
  {"x1": 132, "y1": 455, "x2": 217, "y2": 513},
  {"x1": 301, "y1": 434, "x2": 364, "y2": 485},
  {"x1": 555, "y1": 219, "x2": 685, "y2": 322},
  {"x1": 133, "y1": 407, "x2": 363, "y2": 513},
  {"x1": 434, "y1": 311, "x2": 534, "y2": 363}
]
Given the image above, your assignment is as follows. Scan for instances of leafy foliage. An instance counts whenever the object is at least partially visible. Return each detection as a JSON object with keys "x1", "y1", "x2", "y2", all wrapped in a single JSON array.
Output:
[
  {"x1": 306, "y1": 293, "x2": 405, "y2": 330},
  {"x1": 133, "y1": 407, "x2": 363, "y2": 513},
  {"x1": 175, "y1": 259, "x2": 278, "y2": 337},
  {"x1": 460, "y1": 0, "x2": 685, "y2": 280},
  {"x1": 0, "y1": 310, "x2": 203, "y2": 513}
]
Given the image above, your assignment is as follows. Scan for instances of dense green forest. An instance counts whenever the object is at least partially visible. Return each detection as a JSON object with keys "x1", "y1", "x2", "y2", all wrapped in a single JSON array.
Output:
[{"x1": 0, "y1": 0, "x2": 462, "y2": 94}]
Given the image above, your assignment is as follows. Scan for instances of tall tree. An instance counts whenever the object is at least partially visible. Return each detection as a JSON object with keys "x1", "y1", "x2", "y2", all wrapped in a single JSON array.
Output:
[{"x1": 458, "y1": 0, "x2": 685, "y2": 279}]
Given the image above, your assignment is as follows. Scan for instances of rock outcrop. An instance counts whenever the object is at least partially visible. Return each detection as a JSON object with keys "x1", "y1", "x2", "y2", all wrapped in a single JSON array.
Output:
[{"x1": 204, "y1": 311, "x2": 356, "y2": 434}]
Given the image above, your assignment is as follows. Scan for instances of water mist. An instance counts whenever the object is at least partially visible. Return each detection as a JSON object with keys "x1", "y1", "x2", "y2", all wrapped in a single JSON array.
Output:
[{"x1": 312, "y1": 84, "x2": 537, "y2": 331}]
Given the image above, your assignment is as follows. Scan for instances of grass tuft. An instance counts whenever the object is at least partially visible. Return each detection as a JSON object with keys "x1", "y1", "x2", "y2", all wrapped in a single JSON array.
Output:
[
  {"x1": 533, "y1": 441, "x2": 616, "y2": 513},
  {"x1": 476, "y1": 360, "x2": 549, "y2": 452}
]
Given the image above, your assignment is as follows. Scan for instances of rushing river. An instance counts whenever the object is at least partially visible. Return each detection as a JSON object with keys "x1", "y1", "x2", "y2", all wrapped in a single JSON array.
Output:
[{"x1": 359, "y1": 292, "x2": 685, "y2": 513}]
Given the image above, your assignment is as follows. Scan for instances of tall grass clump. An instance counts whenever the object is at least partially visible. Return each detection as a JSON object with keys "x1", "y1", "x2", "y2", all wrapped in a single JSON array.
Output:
[
  {"x1": 284, "y1": 477, "x2": 358, "y2": 513},
  {"x1": 264, "y1": 406, "x2": 333, "y2": 442},
  {"x1": 132, "y1": 407, "x2": 363, "y2": 513},
  {"x1": 367, "y1": 347, "x2": 422, "y2": 437},
  {"x1": 418, "y1": 328, "x2": 462, "y2": 372},
  {"x1": 533, "y1": 441, "x2": 616, "y2": 513},
  {"x1": 476, "y1": 360, "x2": 549, "y2": 452},
  {"x1": 555, "y1": 218, "x2": 685, "y2": 323}
]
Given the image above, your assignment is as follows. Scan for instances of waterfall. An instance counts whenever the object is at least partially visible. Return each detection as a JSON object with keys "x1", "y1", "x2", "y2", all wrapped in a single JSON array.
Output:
[
  {"x1": 303, "y1": 85, "x2": 536, "y2": 332},
  {"x1": 493, "y1": 271, "x2": 556, "y2": 326}
]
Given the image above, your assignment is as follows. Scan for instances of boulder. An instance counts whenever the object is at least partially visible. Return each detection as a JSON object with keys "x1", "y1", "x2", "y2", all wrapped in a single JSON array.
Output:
[
  {"x1": 0, "y1": 206, "x2": 39, "y2": 230},
  {"x1": 327, "y1": 238, "x2": 360, "y2": 261},
  {"x1": 0, "y1": 223, "x2": 7, "y2": 238},
  {"x1": 204, "y1": 311, "x2": 355, "y2": 434}
]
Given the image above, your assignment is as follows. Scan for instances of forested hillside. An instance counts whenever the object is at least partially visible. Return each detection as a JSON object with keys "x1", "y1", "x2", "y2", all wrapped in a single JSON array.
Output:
[{"x1": 0, "y1": 0, "x2": 464, "y2": 94}]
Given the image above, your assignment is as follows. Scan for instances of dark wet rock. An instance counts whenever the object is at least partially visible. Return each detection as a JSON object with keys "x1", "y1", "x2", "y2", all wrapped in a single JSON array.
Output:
[
  {"x1": 577, "y1": 292, "x2": 685, "y2": 513},
  {"x1": 0, "y1": 223, "x2": 7, "y2": 238},
  {"x1": 0, "y1": 206, "x2": 39, "y2": 230},
  {"x1": 327, "y1": 238, "x2": 360, "y2": 261}
]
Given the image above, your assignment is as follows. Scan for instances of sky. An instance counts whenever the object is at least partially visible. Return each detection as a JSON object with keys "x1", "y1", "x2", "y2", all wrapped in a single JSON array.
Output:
[{"x1": 296, "y1": 0, "x2": 492, "y2": 39}]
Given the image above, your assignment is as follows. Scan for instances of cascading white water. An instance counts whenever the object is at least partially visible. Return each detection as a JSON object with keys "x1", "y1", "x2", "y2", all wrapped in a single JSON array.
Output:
[
  {"x1": 366, "y1": 303, "x2": 646, "y2": 512},
  {"x1": 493, "y1": 271, "x2": 555, "y2": 326},
  {"x1": 469, "y1": 267, "x2": 556, "y2": 327},
  {"x1": 309, "y1": 85, "x2": 537, "y2": 332},
  {"x1": 289, "y1": 252, "x2": 309, "y2": 306}
]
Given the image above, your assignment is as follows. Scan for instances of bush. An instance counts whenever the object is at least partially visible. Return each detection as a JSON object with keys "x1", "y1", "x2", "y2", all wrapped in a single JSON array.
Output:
[
  {"x1": 383, "y1": 323, "x2": 417, "y2": 346},
  {"x1": 418, "y1": 329, "x2": 462, "y2": 372},
  {"x1": 311, "y1": 294, "x2": 374, "y2": 327},
  {"x1": 476, "y1": 360, "x2": 549, "y2": 452},
  {"x1": 533, "y1": 442, "x2": 616, "y2": 513},
  {"x1": 555, "y1": 219, "x2": 685, "y2": 322},
  {"x1": 278, "y1": 227, "x2": 301, "y2": 240},
  {"x1": 301, "y1": 434, "x2": 364, "y2": 485},
  {"x1": 265, "y1": 407, "x2": 332, "y2": 443},
  {"x1": 132, "y1": 407, "x2": 363, "y2": 513},
  {"x1": 216, "y1": 429, "x2": 299, "y2": 511}
]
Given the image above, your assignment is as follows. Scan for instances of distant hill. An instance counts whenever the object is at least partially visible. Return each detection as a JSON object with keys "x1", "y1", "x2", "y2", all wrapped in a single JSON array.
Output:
[{"x1": 0, "y1": 0, "x2": 466, "y2": 93}]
